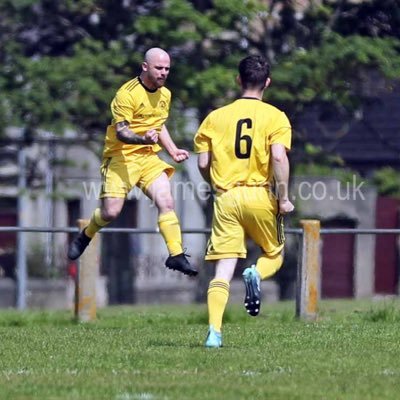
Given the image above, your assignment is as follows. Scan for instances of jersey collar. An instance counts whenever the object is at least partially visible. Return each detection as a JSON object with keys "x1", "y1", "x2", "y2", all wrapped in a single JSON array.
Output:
[
  {"x1": 240, "y1": 96, "x2": 261, "y2": 100},
  {"x1": 138, "y1": 76, "x2": 158, "y2": 93}
]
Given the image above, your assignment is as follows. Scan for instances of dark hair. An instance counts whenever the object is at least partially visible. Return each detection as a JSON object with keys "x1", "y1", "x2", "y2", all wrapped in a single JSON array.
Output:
[{"x1": 238, "y1": 55, "x2": 270, "y2": 90}]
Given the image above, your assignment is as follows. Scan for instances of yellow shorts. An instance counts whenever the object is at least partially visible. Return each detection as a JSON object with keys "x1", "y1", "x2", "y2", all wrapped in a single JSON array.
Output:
[
  {"x1": 99, "y1": 149, "x2": 175, "y2": 198},
  {"x1": 205, "y1": 186, "x2": 285, "y2": 260}
]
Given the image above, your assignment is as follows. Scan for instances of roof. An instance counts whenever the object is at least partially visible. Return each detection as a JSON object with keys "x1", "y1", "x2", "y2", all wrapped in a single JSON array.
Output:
[{"x1": 294, "y1": 82, "x2": 400, "y2": 172}]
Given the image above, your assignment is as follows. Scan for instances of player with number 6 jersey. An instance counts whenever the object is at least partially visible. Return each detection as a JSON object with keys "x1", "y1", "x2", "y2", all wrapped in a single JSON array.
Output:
[
  {"x1": 194, "y1": 55, "x2": 294, "y2": 348},
  {"x1": 194, "y1": 98, "x2": 291, "y2": 192}
]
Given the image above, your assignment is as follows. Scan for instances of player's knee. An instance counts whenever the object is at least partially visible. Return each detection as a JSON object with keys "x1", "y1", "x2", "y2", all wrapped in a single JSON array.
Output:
[
  {"x1": 157, "y1": 195, "x2": 174, "y2": 213},
  {"x1": 159, "y1": 202, "x2": 174, "y2": 213},
  {"x1": 102, "y1": 205, "x2": 121, "y2": 221}
]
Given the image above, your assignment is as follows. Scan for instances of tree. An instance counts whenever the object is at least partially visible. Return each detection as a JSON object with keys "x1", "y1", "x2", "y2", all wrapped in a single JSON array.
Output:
[
  {"x1": 268, "y1": 1, "x2": 400, "y2": 166},
  {"x1": 0, "y1": 0, "x2": 399, "y2": 186},
  {"x1": 0, "y1": 0, "x2": 138, "y2": 135}
]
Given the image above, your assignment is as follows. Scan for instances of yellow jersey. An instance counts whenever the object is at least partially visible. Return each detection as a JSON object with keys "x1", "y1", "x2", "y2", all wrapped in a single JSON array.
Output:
[
  {"x1": 103, "y1": 77, "x2": 171, "y2": 157},
  {"x1": 194, "y1": 97, "x2": 291, "y2": 191}
]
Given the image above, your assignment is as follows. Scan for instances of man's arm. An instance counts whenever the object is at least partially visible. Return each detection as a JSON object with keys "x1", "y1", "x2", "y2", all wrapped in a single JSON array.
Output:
[
  {"x1": 271, "y1": 143, "x2": 294, "y2": 214},
  {"x1": 198, "y1": 151, "x2": 212, "y2": 184},
  {"x1": 116, "y1": 121, "x2": 158, "y2": 145},
  {"x1": 159, "y1": 125, "x2": 189, "y2": 163}
]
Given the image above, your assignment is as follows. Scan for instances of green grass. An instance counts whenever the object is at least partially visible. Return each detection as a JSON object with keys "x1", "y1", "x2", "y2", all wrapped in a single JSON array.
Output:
[{"x1": 1, "y1": 299, "x2": 400, "y2": 400}]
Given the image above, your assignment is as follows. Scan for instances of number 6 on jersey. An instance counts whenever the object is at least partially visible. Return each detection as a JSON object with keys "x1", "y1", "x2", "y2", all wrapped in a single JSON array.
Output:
[{"x1": 235, "y1": 118, "x2": 253, "y2": 159}]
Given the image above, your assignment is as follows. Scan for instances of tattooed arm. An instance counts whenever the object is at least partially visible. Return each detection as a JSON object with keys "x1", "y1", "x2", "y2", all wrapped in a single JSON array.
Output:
[{"x1": 116, "y1": 121, "x2": 158, "y2": 145}]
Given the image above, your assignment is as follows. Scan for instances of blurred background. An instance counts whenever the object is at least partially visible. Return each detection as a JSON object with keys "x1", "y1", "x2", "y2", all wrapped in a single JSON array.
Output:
[{"x1": 0, "y1": 0, "x2": 399, "y2": 309}]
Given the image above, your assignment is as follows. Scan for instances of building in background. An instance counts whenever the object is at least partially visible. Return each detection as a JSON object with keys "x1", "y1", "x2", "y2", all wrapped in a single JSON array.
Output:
[{"x1": 1, "y1": 75, "x2": 400, "y2": 308}]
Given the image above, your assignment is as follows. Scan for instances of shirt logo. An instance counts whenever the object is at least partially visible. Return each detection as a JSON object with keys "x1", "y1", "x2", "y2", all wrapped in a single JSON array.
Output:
[{"x1": 158, "y1": 100, "x2": 167, "y2": 109}]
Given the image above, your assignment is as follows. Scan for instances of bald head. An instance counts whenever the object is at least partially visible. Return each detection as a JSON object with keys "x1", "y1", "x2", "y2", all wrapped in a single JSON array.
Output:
[{"x1": 144, "y1": 47, "x2": 170, "y2": 64}]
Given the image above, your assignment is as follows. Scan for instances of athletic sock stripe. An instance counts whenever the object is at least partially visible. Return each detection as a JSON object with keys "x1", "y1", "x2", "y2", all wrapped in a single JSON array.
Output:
[
  {"x1": 208, "y1": 287, "x2": 229, "y2": 292},
  {"x1": 209, "y1": 280, "x2": 229, "y2": 286},
  {"x1": 209, "y1": 282, "x2": 229, "y2": 290},
  {"x1": 207, "y1": 289, "x2": 229, "y2": 296},
  {"x1": 209, "y1": 282, "x2": 229, "y2": 289},
  {"x1": 208, "y1": 289, "x2": 229, "y2": 295}
]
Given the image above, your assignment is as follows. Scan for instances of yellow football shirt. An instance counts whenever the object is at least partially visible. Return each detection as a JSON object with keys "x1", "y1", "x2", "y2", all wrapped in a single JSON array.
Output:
[
  {"x1": 103, "y1": 77, "x2": 171, "y2": 157},
  {"x1": 194, "y1": 98, "x2": 291, "y2": 191}
]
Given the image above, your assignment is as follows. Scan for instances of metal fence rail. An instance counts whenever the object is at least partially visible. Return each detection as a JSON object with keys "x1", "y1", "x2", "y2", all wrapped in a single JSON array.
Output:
[
  {"x1": 320, "y1": 228, "x2": 400, "y2": 234},
  {"x1": 2, "y1": 227, "x2": 399, "y2": 234},
  {"x1": 1, "y1": 223, "x2": 399, "y2": 319}
]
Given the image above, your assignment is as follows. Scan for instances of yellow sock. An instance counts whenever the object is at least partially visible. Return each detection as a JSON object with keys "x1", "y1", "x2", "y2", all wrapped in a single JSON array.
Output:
[
  {"x1": 207, "y1": 279, "x2": 230, "y2": 332},
  {"x1": 158, "y1": 211, "x2": 183, "y2": 256},
  {"x1": 85, "y1": 208, "x2": 110, "y2": 238},
  {"x1": 256, "y1": 254, "x2": 284, "y2": 280}
]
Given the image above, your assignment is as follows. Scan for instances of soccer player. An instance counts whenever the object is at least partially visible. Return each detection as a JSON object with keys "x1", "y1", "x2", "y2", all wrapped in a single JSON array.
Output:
[
  {"x1": 194, "y1": 55, "x2": 294, "y2": 347},
  {"x1": 68, "y1": 47, "x2": 197, "y2": 277}
]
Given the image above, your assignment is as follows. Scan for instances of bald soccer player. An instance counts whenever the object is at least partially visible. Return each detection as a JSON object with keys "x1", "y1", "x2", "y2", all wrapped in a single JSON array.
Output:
[{"x1": 68, "y1": 47, "x2": 197, "y2": 277}]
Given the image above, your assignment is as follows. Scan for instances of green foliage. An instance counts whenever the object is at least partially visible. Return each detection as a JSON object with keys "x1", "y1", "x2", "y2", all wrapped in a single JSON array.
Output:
[
  {"x1": 293, "y1": 144, "x2": 368, "y2": 187},
  {"x1": 269, "y1": 34, "x2": 400, "y2": 113},
  {"x1": 294, "y1": 163, "x2": 365, "y2": 187},
  {"x1": 0, "y1": 0, "x2": 399, "y2": 146},
  {"x1": 372, "y1": 167, "x2": 400, "y2": 198},
  {"x1": 304, "y1": 143, "x2": 345, "y2": 166},
  {"x1": 2, "y1": 38, "x2": 128, "y2": 134},
  {"x1": 134, "y1": 0, "x2": 260, "y2": 119}
]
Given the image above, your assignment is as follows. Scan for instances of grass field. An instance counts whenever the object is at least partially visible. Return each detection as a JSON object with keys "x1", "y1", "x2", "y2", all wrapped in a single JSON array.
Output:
[{"x1": 1, "y1": 299, "x2": 400, "y2": 400}]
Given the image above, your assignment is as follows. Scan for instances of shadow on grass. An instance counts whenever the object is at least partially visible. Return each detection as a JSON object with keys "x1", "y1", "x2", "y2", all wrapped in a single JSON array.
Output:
[{"x1": 147, "y1": 339, "x2": 202, "y2": 349}]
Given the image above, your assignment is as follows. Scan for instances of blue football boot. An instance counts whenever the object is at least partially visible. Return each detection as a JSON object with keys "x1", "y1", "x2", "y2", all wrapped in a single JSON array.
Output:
[
  {"x1": 205, "y1": 325, "x2": 222, "y2": 348},
  {"x1": 243, "y1": 265, "x2": 261, "y2": 316}
]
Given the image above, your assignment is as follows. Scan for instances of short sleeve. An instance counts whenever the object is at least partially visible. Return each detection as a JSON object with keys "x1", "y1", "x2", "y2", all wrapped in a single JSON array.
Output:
[
  {"x1": 269, "y1": 112, "x2": 292, "y2": 150},
  {"x1": 194, "y1": 115, "x2": 213, "y2": 153},
  {"x1": 111, "y1": 90, "x2": 135, "y2": 123}
]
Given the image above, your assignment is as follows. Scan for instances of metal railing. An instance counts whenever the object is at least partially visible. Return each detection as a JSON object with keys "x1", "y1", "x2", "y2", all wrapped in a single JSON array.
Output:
[
  {"x1": 2, "y1": 227, "x2": 400, "y2": 234},
  {"x1": 1, "y1": 223, "x2": 399, "y2": 320}
]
